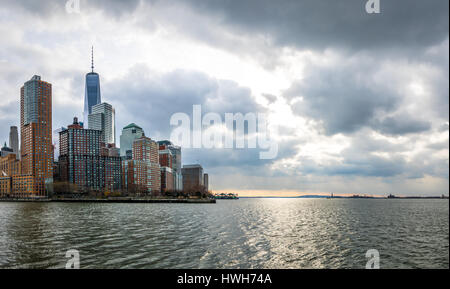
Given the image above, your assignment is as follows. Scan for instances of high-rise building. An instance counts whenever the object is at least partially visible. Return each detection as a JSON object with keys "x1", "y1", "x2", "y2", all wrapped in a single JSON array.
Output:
[
  {"x1": 9, "y1": 126, "x2": 19, "y2": 159},
  {"x1": 83, "y1": 47, "x2": 101, "y2": 127},
  {"x1": 88, "y1": 102, "x2": 116, "y2": 145},
  {"x1": 20, "y1": 75, "x2": 53, "y2": 197},
  {"x1": 169, "y1": 145, "x2": 182, "y2": 191},
  {"x1": 204, "y1": 173, "x2": 209, "y2": 192},
  {"x1": 182, "y1": 164, "x2": 204, "y2": 193},
  {"x1": 122, "y1": 136, "x2": 160, "y2": 194},
  {"x1": 160, "y1": 167, "x2": 174, "y2": 192},
  {"x1": 120, "y1": 123, "x2": 145, "y2": 158},
  {"x1": 158, "y1": 140, "x2": 182, "y2": 191},
  {"x1": 59, "y1": 117, "x2": 122, "y2": 192},
  {"x1": 158, "y1": 141, "x2": 174, "y2": 192}
]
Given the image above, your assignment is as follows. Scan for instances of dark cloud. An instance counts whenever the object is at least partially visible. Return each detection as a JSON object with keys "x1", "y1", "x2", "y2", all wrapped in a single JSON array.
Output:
[
  {"x1": 7, "y1": 0, "x2": 447, "y2": 53},
  {"x1": 373, "y1": 114, "x2": 431, "y2": 135},
  {"x1": 176, "y1": 0, "x2": 448, "y2": 51},
  {"x1": 285, "y1": 57, "x2": 399, "y2": 135},
  {"x1": 0, "y1": 0, "x2": 142, "y2": 17},
  {"x1": 427, "y1": 140, "x2": 449, "y2": 151},
  {"x1": 289, "y1": 134, "x2": 440, "y2": 179}
]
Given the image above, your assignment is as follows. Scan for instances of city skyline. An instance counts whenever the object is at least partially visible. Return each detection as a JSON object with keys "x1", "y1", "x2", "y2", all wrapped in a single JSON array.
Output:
[{"x1": 0, "y1": 0, "x2": 448, "y2": 196}]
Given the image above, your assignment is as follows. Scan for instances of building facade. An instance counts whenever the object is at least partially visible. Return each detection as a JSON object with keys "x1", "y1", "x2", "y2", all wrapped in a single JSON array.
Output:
[
  {"x1": 122, "y1": 136, "x2": 160, "y2": 194},
  {"x1": 59, "y1": 117, "x2": 121, "y2": 192},
  {"x1": 158, "y1": 140, "x2": 183, "y2": 192},
  {"x1": 9, "y1": 126, "x2": 19, "y2": 159},
  {"x1": 204, "y1": 173, "x2": 209, "y2": 192},
  {"x1": 0, "y1": 154, "x2": 21, "y2": 197},
  {"x1": 160, "y1": 167, "x2": 174, "y2": 192},
  {"x1": 20, "y1": 75, "x2": 53, "y2": 197},
  {"x1": 158, "y1": 141, "x2": 174, "y2": 192},
  {"x1": 182, "y1": 164, "x2": 204, "y2": 193},
  {"x1": 88, "y1": 102, "x2": 116, "y2": 145},
  {"x1": 119, "y1": 123, "x2": 144, "y2": 158}
]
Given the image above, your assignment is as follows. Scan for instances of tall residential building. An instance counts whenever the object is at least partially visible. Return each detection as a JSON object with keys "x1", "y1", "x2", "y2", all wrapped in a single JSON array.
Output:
[
  {"x1": 182, "y1": 164, "x2": 204, "y2": 193},
  {"x1": 83, "y1": 47, "x2": 101, "y2": 127},
  {"x1": 88, "y1": 102, "x2": 116, "y2": 144},
  {"x1": 122, "y1": 136, "x2": 160, "y2": 194},
  {"x1": 169, "y1": 145, "x2": 183, "y2": 191},
  {"x1": 20, "y1": 75, "x2": 53, "y2": 197},
  {"x1": 158, "y1": 141, "x2": 174, "y2": 192},
  {"x1": 59, "y1": 117, "x2": 122, "y2": 192},
  {"x1": 120, "y1": 123, "x2": 145, "y2": 158},
  {"x1": 9, "y1": 126, "x2": 19, "y2": 159},
  {"x1": 158, "y1": 140, "x2": 182, "y2": 191}
]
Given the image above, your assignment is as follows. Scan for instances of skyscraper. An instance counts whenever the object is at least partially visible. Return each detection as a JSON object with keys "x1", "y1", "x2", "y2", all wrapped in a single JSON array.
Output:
[
  {"x1": 120, "y1": 123, "x2": 145, "y2": 158},
  {"x1": 88, "y1": 102, "x2": 116, "y2": 144},
  {"x1": 203, "y1": 173, "x2": 209, "y2": 192},
  {"x1": 9, "y1": 126, "x2": 19, "y2": 159},
  {"x1": 20, "y1": 75, "x2": 53, "y2": 197},
  {"x1": 158, "y1": 141, "x2": 174, "y2": 192},
  {"x1": 182, "y1": 164, "x2": 204, "y2": 193},
  {"x1": 158, "y1": 140, "x2": 182, "y2": 192},
  {"x1": 83, "y1": 47, "x2": 101, "y2": 127}
]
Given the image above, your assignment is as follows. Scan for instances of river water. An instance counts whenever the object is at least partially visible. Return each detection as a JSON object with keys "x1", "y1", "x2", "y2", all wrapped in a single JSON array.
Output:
[{"x1": 0, "y1": 198, "x2": 448, "y2": 269}]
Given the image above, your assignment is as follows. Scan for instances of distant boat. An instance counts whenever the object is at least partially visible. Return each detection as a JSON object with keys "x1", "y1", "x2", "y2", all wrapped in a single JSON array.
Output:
[{"x1": 326, "y1": 193, "x2": 334, "y2": 199}]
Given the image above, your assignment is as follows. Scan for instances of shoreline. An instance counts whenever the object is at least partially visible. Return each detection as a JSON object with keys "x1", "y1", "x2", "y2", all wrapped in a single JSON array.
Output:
[{"x1": 0, "y1": 197, "x2": 216, "y2": 204}]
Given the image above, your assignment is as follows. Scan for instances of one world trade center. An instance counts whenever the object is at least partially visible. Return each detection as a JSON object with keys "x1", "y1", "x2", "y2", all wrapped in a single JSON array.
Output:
[{"x1": 83, "y1": 47, "x2": 101, "y2": 127}]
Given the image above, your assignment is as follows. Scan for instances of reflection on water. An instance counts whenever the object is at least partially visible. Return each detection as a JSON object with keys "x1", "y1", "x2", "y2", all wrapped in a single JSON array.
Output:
[{"x1": 0, "y1": 199, "x2": 448, "y2": 268}]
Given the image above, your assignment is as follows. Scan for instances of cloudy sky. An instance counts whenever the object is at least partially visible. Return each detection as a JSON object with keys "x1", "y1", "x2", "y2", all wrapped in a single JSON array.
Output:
[{"x1": 0, "y1": 0, "x2": 448, "y2": 196}]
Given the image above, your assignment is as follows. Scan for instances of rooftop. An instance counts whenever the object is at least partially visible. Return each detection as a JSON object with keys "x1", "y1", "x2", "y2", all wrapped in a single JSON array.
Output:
[{"x1": 123, "y1": 123, "x2": 142, "y2": 130}]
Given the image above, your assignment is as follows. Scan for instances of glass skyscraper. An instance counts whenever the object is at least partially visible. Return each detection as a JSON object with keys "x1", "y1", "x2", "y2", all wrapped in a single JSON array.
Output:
[
  {"x1": 88, "y1": 102, "x2": 116, "y2": 145},
  {"x1": 83, "y1": 47, "x2": 101, "y2": 127}
]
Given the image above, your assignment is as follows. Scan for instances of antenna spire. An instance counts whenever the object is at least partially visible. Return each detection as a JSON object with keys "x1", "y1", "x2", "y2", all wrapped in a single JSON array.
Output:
[{"x1": 91, "y1": 46, "x2": 94, "y2": 73}]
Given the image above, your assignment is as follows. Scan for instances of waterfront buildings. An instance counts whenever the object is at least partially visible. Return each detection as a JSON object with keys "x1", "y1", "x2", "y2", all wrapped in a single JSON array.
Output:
[
  {"x1": 1, "y1": 57, "x2": 211, "y2": 198},
  {"x1": 9, "y1": 126, "x2": 19, "y2": 159},
  {"x1": 88, "y1": 102, "x2": 116, "y2": 145},
  {"x1": 122, "y1": 136, "x2": 161, "y2": 194},
  {"x1": 58, "y1": 117, "x2": 122, "y2": 192},
  {"x1": 20, "y1": 75, "x2": 53, "y2": 197},
  {"x1": 182, "y1": 164, "x2": 205, "y2": 193},
  {"x1": 83, "y1": 48, "x2": 101, "y2": 127},
  {"x1": 120, "y1": 123, "x2": 145, "y2": 159}
]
